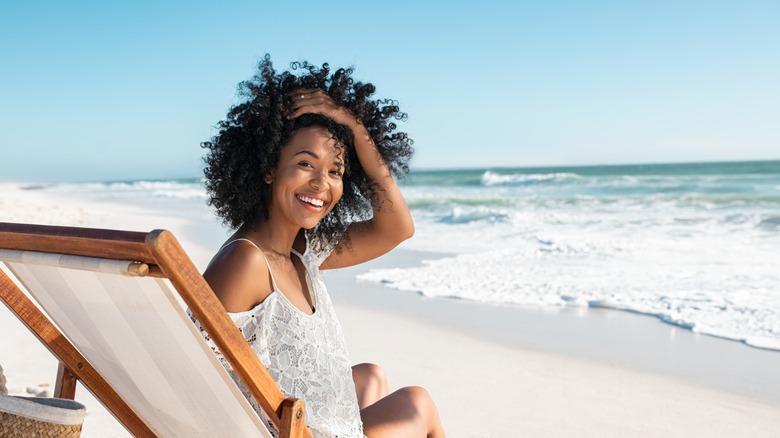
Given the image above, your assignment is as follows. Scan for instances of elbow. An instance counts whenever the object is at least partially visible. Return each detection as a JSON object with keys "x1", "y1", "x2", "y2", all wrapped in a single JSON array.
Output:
[
  {"x1": 405, "y1": 219, "x2": 415, "y2": 241},
  {"x1": 399, "y1": 215, "x2": 415, "y2": 242}
]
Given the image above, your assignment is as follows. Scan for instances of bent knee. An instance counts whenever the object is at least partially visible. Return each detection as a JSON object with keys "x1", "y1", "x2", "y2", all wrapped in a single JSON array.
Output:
[
  {"x1": 353, "y1": 363, "x2": 388, "y2": 387},
  {"x1": 398, "y1": 386, "x2": 436, "y2": 411},
  {"x1": 353, "y1": 363, "x2": 389, "y2": 408},
  {"x1": 394, "y1": 386, "x2": 442, "y2": 433}
]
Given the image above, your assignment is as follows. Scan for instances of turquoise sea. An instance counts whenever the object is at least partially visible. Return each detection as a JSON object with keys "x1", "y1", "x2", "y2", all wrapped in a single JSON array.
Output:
[{"x1": 39, "y1": 160, "x2": 780, "y2": 350}]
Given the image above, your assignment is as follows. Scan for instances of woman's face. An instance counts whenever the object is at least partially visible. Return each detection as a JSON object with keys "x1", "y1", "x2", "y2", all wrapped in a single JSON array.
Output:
[{"x1": 268, "y1": 126, "x2": 345, "y2": 229}]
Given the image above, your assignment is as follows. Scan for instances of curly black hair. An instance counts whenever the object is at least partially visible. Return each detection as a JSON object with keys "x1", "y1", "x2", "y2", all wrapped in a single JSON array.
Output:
[{"x1": 202, "y1": 54, "x2": 414, "y2": 251}]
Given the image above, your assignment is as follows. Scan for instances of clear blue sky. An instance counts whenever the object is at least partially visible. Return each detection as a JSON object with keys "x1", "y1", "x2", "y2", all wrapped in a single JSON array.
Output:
[{"x1": 1, "y1": 0, "x2": 778, "y2": 182}]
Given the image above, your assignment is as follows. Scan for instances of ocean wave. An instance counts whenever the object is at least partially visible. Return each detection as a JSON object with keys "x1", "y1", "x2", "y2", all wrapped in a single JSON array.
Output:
[
  {"x1": 360, "y1": 230, "x2": 780, "y2": 351},
  {"x1": 436, "y1": 207, "x2": 509, "y2": 224},
  {"x1": 388, "y1": 163, "x2": 780, "y2": 350},
  {"x1": 406, "y1": 195, "x2": 511, "y2": 210},
  {"x1": 480, "y1": 171, "x2": 581, "y2": 187},
  {"x1": 756, "y1": 215, "x2": 780, "y2": 231}
]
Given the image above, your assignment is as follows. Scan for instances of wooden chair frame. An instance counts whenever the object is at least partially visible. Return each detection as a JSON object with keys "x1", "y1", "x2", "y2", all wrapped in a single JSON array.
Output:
[{"x1": 0, "y1": 222, "x2": 311, "y2": 438}]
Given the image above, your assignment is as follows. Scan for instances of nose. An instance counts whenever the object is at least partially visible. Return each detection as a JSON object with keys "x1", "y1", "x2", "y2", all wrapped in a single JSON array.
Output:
[{"x1": 309, "y1": 170, "x2": 328, "y2": 191}]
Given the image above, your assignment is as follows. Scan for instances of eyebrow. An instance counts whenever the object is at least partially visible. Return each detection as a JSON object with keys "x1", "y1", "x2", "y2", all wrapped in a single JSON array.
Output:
[
  {"x1": 294, "y1": 149, "x2": 344, "y2": 169},
  {"x1": 294, "y1": 150, "x2": 319, "y2": 159}
]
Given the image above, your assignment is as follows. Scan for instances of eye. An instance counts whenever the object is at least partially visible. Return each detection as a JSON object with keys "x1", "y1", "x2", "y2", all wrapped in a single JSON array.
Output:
[
  {"x1": 330, "y1": 169, "x2": 343, "y2": 177},
  {"x1": 298, "y1": 161, "x2": 314, "y2": 168}
]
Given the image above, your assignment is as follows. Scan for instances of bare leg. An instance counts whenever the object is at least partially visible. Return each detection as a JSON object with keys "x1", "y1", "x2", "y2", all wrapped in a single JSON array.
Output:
[
  {"x1": 361, "y1": 386, "x2": 445, "y2": 438},
  {"x1": 352, "y1": 363, "x2": 389, "y2": 409}
]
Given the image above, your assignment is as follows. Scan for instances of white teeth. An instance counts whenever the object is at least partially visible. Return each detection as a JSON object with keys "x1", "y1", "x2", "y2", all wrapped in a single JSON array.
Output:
[{"x1": 298, "y1": 195, "x2": 324, "y2": 207}]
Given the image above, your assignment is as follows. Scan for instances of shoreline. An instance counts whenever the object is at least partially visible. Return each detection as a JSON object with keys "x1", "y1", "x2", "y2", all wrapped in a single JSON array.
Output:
[
  {"x1": 327, "y1": 249, "x2": 780, "y2": 405},
  {"x1": 2, "y1": 183, "x2": 780, "y2": 436}
]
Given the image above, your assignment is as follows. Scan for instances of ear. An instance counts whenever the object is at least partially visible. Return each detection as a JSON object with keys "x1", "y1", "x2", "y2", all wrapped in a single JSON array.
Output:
[{"x1": 264, "y1": 171, "x2": 274, "y2": 184}]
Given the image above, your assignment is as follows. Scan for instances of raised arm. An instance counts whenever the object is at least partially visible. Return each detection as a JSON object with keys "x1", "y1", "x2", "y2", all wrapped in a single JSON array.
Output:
[{"x1": 289, "y1": 88, "x2": 414, "y2": 269}]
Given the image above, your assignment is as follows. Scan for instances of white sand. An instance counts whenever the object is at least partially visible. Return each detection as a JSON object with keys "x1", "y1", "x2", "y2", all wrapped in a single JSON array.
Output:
[{"x1": 1, "y1": 183, "x2": 779, "y2": 437}]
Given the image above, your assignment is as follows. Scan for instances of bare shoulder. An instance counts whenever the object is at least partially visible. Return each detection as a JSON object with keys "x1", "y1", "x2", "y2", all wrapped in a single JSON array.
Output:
[{"x1": 203, "y1": 241, "x2": 273, "y2": 312}]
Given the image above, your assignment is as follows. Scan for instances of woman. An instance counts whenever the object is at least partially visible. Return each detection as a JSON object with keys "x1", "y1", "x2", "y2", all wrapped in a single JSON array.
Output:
[{"x1": 197, "y1": 55, "x2": 445, "y2": 437}]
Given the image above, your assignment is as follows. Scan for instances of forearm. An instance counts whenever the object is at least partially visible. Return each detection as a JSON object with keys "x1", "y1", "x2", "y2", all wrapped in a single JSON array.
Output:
[{"x1": 349, "y1": 120, "x2": 414, "y2": 239}]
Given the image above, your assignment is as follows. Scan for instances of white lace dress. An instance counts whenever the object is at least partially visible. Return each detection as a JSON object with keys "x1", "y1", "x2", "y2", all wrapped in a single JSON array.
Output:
[{"x1": 190, "y1": 239, "x2": 365, "y2": 438}]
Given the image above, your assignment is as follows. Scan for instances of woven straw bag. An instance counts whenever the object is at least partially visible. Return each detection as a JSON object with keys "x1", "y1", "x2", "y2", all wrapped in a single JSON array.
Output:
[{"x1": 0, "y1": 394, "x2": 86, "y2": 437}]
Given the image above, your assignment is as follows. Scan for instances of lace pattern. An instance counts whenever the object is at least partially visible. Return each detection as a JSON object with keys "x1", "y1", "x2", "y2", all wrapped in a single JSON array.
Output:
[{"x1": 189, "y1": 243, "x2": 364, "y2": 438}]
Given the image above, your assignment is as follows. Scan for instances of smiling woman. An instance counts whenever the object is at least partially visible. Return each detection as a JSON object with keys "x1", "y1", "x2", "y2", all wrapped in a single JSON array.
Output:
[
  {"x1": 201, "y1": 55, "x2": 414, "y2": 254},
  {"x1": 195, "y1": 55, "x2": 444, "y2": 438}
]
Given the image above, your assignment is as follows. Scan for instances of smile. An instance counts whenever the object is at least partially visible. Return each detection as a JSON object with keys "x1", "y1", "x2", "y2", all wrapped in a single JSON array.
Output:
[{"x1": 296, "y1": 194, "x2": 326, "y2": 208}]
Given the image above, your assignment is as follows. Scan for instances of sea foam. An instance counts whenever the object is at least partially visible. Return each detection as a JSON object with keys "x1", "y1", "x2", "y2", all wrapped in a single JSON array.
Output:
[{"x1": 361, "y1": 162, "x2": 780, "y2": 351}]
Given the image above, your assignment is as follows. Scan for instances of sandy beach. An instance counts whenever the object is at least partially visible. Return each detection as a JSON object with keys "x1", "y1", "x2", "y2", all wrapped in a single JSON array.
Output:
[{"x1": 1, "y1": 182, "x2": 779, "y2": 437}]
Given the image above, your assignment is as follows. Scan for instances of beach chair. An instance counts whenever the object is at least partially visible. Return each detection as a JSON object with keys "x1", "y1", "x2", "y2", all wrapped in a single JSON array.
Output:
[{"x1": 0, "y1": 222, "x2": 312, "y2": 438}]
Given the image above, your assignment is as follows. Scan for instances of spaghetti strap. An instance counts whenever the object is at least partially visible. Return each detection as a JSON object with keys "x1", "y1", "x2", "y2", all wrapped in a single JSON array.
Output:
[
  {"x1": 219, "y1": 238, "x2": 259, "y2": 252},
  {"x1": 219, "y1": 239, "x2": 280, "y2": 292}
]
